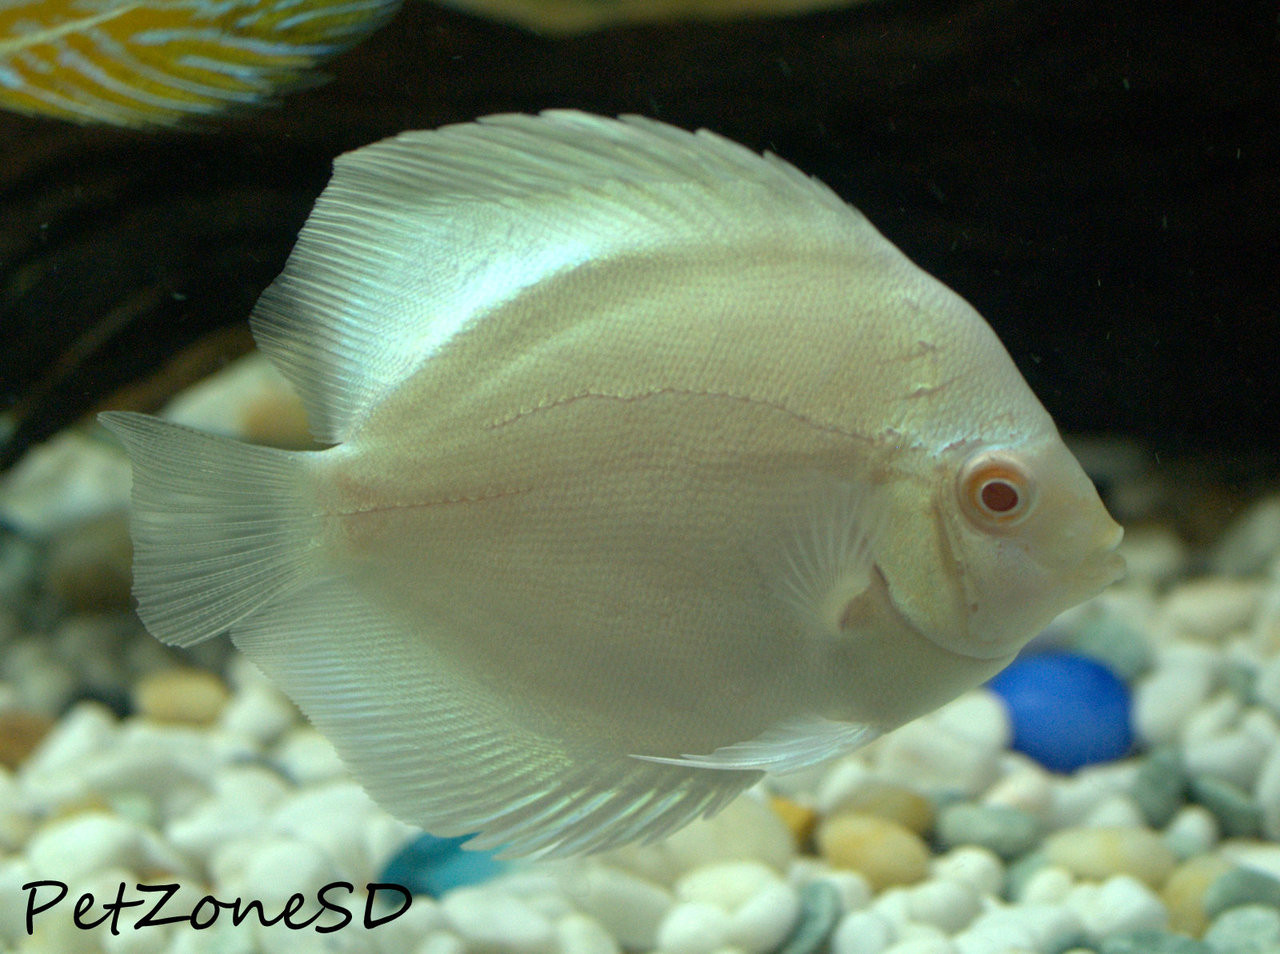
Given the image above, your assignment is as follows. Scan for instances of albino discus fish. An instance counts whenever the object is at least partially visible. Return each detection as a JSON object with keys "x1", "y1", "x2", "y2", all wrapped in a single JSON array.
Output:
[{"x1": 102, "y1": 111, "x2": 1124, "y2": 857}]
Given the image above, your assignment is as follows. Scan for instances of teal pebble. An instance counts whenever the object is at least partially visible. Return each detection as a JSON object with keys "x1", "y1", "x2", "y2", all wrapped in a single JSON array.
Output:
[
  {"x1": 1004, "y1": 849, "x2": 1050, "y2": 901},
  {"x1": 936, "y1": 802, "x2": 1042, "y2": 860},
  {"x1": 1069, "y1": 616, "x2": 1154, "y2": 682},
  {"x1": 1099, "y1": 930, "x2": 1211, "y2": 954},
  {"x1": 1205, "y1": 868, "x2": 1280, "y2": 918},
  {"x1": 1134, "y1": 746, "x2": 1188, "y2": 828},
  {"x1": 773, "y1": 880, "x2": 840, "y2": 954},
  {"x1": 1203, "y1": 904, "x2": 1280, "y2": 954},
  {"x1": 377, "y1": 833, "x2": 505, "y2": 897},
  {"x1": 1223, "y1": 662, "x2": 1258, "y2": 705},
  {"x1": 1190, "y1": 775, "x2": 1264, "y2": 838}
]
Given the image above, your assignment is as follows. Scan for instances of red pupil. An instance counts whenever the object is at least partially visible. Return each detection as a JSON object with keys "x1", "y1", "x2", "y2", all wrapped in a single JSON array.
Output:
[{"x1": 980, "y1": 480, "x2": 1019, "y2": 513}]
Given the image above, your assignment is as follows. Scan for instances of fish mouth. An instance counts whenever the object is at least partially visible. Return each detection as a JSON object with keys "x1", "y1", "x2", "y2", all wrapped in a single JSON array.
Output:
[{"x1": 1087, "y1": 521, "x2": 1127, "y2": 590}]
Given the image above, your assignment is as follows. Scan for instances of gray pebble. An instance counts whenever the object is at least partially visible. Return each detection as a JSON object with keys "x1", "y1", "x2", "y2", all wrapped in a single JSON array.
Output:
[
  {"x1": 774, "y1": 879, "x2": 840, "y2": 954},
  {"x1": 936, "y1": 803, "x2": 1041, "y2": 860},
  {"x1": 1134, "y1": 746, "x2": 1188, "y2": 828},
  {"x1": 1099, "y1": 930, "x2": 1211, "y2": 954},
  {"x1": 1190, "y1": 775, "x2": 1264, "y2": 838},
  {"x1": 1204, "y1": 904, "x2": 1280, "y2": 954},
  {"x1": 1069, "y1": 616, "x2": 1153, "y2": 682},
  {"x1": 1205, "y1": 868, "x2": 1280, "y2": 918},
  {"x1": 1223, "y1": 663, "x2": 1258, "y2": 706}
]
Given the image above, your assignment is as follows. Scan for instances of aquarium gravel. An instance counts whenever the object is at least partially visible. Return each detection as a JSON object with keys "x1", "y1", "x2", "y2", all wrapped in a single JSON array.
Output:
[{"x1": 2, "y1": 366, "x2": 1280, "y2": 954}]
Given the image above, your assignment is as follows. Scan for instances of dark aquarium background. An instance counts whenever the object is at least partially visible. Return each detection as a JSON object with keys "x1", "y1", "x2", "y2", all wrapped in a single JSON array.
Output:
[{"x1": 1, "y1": 0, "x2": 1277, "y2": 466}]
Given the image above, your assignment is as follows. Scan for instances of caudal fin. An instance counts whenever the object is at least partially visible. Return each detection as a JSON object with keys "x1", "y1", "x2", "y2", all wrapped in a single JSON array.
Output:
[{"x1": 99, "y1": 412, "x2": 321, "y2": 648}]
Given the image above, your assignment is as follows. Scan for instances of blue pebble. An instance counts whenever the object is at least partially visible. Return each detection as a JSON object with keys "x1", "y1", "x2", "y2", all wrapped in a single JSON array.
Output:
[
  {"x1": 987, "y1": 650, "x2": 1132, "y2": 773},
  {"x1": 378, "y1": 833, "x2": 506, "y2": 897}
]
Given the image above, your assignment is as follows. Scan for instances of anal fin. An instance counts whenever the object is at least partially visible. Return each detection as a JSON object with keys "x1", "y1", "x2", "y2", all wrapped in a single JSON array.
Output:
[{"x1": 632, "y1": 716, "x2": 881, "y2": 774}]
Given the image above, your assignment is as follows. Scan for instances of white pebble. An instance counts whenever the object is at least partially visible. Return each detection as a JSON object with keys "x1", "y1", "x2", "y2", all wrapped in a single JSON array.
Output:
[
  {"x1": 962, "y1": 903, "x2": 1083, "y2": 954},
  {"x1": 1163, "y1": 804, "x2": 1220, "y2": 858},
  {"x1": 1218, "y1": 841, "x2": 1280, "y2": 882},
  {"x1": 1118, "y1": 524, "x2": 1188, "y2": 582},
  {"x1": 1240, "y1": 706, "x2": 1280, "y2": 747},
  {"x1": 811, "y1": 871, "x2": 873, "y2": 913},
  {"x1": 2, "y1": 638, "x2": 77, "y2": 714},
  {"x1": 952, "y1": 923, "x2": 1035, "y2": 954},
  {"x1": 97, "y1": 872, "x2": 176, "y2": 954},
  {"x1": 1162, "y1": 578, "x2": 1260, "y2": 641},
  {"x1": 816, "y1": 759, "x2": 874, "y2": 814},
  {"x1": 233, "y1": 837, "x2": 340, "y2": 911},
  {"x1": 1183, "y1": 690, "x2": 1244, "y2": 745},
  {"x1": 931, "y1": 691, "x2": 1012, "y2": 753},
  {"x1": 1016, "y1": 865, "x2": 1075, "y2": 904},
  {"x1": 565, "y1": 865, "x2": 673, "y2": 950},
  {"x1": 556, "y1": 913, "x2": 621, "y2": 954},
  {"x1": 1133, "y1": 661, "x2": 1215, "y2": 746},
  {"x1": 1184, "y1": 728, "x2": 1269, "y2": 791},
  {"x1": 78, "y1": 723, "x2": 227, "y2": 819},
  {"x1": 269, "y1": 781, "x2": 385, "y2": 877},
  {"x1": 650, "y1": 788, "x2": 788, "y2": 875},
  {"x1": 676, "y1": 861, "x2": 777, "y2": 908},
  {"x1": 26, "y1": 812, "x2": 187, "y2": 883},
  {"x1": 1050, "y1": 764, "x2": 1140, "y2": 828},
  {"x1": 871, "y1": 887, "x2": 913, "y2": 929},
  {"x1": 905, "y1": 878, "x2": 980, "y2": 933},
  {"x1": 0, "y1": 857, "x2": 37, "y2": 941},
  {"x1": 1065, "y1": 875, "x2": 1168, "y2": 940},
  {"x1": 414, "y1": 932, "x2": 468, "y2": 954},
  {"x1": 930, "y1": 846, "x2": 1004, "y2": 899},
  {"x1": 873, "y1": 719, "x2": 1000, "y2": 798},
  {"x1": 372, "y1": 896, "x2": 447, "y2": 948},
  {"x1": 271, "y1": 726, "x2": 346, "y2": 783},
  {"x1": 982, "y1": 764, "x2": 1053, "y2": 822},
  {"x1": 165, "y1": 765, "x2": 289, "y2": 857},
  {"x1": 442, "y1": 887, "x2": 555, "y2": 954},
  {"x1": 1016, "y1": 903, "x2": 1086, "y2": 952},
  {"x1": 656, "y1": 901, "x2": 731, "y2": 954},
  {"x1": 831, "y1": 910, "x2": 896, "y2": 954},
  {"x1": 1082, "y1": 794, "x2": 1148, "y2": 830},
  {"x1": 1211, "y1": 494, "x2": 1280, "y2": 575},
  {"x1": 19, "y1": 700, "x2": 117, "y2": 780},
  {"x1": 727, "y1": 879, "x2": 802, "y2": 953},
  {"x1": 218, "y1": 680, "x2": 299, "y2": 744},
  {"x1": 881, "y1": 937, "x2": 956, "y2": 954}
]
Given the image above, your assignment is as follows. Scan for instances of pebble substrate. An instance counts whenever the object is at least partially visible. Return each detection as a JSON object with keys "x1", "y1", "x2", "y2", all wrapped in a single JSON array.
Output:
[{"x1": 2, "y1": 370, "x2": 1280, "y2": 954}]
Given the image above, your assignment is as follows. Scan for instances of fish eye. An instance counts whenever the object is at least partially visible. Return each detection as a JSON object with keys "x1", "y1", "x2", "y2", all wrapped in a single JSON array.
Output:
[{"x1": 957, "y1": 451, "x2": 1036, "y2": 531}]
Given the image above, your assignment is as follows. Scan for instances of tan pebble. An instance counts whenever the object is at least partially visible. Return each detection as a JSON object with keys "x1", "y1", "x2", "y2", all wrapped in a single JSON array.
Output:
[
  {"x1": 0, "y1": 710, "x2": 55, "y2": 768},
  {"x1": 133, "y1": 668, "x2": 230, "y2": 725},
  {"x1": 830, "y1": 780, "x2": 934, "y2": 835},
  {"x1": 241, "y1": 387, "x2": 315, "y2": 449},
  {"x1": 1043, "y1": 826, "x2": 1177, "y2": 889},
  {"x1": 816, "y1": 811, "x2": 930, "y2": 891},
  {"x1": 1162, "y1": 854, "x2": 1234, "y2": 937},
  {"x1": 770, "y1": 796, "x2": 817, "y2": 846}
]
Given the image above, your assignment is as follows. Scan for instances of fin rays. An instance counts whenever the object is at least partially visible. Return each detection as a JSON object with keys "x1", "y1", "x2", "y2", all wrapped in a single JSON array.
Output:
[{"x1": 229, "y1": 575, "x2": 762, "y2": 858}]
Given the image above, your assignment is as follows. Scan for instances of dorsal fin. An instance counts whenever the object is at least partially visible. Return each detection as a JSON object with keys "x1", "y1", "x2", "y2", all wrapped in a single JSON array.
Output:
[{"x1": 249, "y1": 110, "x2": 882, "y2": 444}]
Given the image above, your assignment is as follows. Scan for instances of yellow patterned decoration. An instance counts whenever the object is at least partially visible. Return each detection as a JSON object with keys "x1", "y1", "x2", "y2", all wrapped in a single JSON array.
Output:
[{"x1": 0, "y1": 0, "x2": 401, "y2": 128}]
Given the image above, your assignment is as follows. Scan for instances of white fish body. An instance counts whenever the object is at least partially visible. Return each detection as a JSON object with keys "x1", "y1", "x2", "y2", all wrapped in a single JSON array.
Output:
[{"x1": 101, "y1": 111, "x2": 1124, "y2": 857}]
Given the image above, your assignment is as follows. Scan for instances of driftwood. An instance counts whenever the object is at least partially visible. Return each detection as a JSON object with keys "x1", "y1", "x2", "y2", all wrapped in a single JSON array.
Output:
[{"x1": 1, "y1": 0, "x2": 1277, "y2": 468}]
